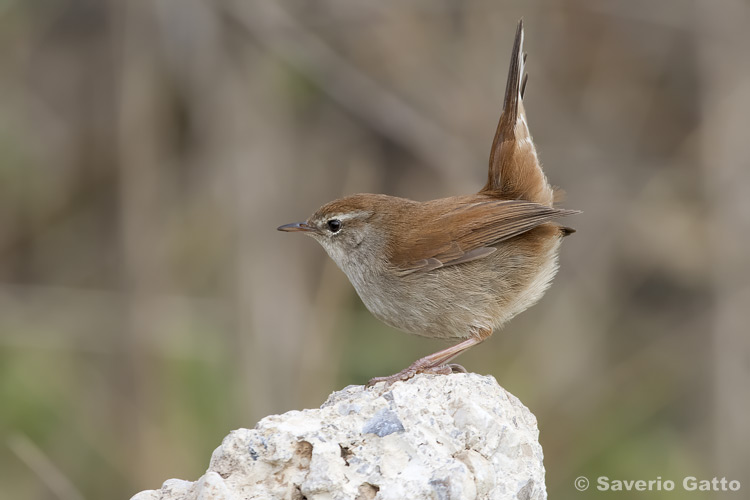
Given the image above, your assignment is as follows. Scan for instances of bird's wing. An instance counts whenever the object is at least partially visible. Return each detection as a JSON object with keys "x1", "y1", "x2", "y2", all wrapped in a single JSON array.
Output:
[
  {"x1": 482, "y1": 19, "x2": 554, "y2": 206},
  {"x1": 391, "y1": 199, "x2": 579, "y2": 275}
]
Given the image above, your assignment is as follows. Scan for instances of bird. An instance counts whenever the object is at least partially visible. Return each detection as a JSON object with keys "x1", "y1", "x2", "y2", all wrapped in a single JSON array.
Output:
[{"x1": 278, "y1": 20, "x2": 579, "y2": 387}]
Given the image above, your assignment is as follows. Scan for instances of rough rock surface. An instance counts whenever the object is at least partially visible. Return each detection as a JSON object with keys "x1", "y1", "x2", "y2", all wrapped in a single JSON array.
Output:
[{"x1": 131, "y1": 373, "x2": 547, "y2": 500}]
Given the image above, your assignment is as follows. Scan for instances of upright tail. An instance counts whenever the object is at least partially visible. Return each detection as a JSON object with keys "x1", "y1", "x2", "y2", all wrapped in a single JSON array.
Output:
[{"x1": 481, "y1": 20, "x2": 554, "y2": 207}]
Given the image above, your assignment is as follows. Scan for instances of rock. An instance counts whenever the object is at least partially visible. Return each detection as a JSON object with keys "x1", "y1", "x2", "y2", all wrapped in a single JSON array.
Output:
[{"x1": 130, "y1": 373, "x2": 547, "y2": 500}]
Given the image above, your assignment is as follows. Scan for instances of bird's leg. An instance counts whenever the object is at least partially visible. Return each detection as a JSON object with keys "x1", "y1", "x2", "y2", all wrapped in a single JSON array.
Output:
[{"x1": 366, "y1": 329, "x2": 492, "y2": 388}]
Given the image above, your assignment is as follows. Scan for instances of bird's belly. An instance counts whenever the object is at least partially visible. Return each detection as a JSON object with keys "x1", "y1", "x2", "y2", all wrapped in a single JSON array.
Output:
[
  {"x1": 359, "y1": 291, "x2": 472, "y2": 340},
  {"x1": 357, "y1": 282, "x2": 476, "y2": 340},
  {"x1": 348, "y1": 231, "x2": 562, "y2": 340}
]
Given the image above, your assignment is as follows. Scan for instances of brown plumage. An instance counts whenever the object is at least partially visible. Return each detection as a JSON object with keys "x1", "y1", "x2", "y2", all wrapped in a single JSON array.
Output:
[
  {"x1": 278, "y1": 20, "x2": 580, "y2": 387},
  {"x1": 389, "y1": 197, "x2": 578, "y2": 275},
  {"x1": 484, "y1": 20, "x2": 553, "y2": 206}
]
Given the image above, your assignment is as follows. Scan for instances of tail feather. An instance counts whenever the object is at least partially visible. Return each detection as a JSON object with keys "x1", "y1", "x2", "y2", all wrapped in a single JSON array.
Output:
[{"x1": 482, "y1": 20, "x2": 555, "y2": 207}]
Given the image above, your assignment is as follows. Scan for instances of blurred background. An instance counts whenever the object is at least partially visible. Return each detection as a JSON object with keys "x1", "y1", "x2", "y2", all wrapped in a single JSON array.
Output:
[{"x1": 1, "y1": 0, "x2": 749, "y2": 498}]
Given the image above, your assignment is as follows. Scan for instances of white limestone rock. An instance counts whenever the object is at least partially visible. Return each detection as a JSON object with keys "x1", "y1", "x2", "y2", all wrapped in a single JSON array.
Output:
[{"x1": 130, "y1": 373, "x2": 547, "y2": 500}]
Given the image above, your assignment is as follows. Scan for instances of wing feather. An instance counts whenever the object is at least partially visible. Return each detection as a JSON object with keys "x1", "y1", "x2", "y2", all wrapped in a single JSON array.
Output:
[{"x1": 392, "y1": 199, "x2": 579, "y2": 275}]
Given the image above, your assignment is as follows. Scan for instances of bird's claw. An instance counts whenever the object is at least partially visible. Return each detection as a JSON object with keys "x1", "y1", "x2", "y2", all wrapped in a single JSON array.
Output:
[{"x1": 365, "y1": 362, "x2": 467, "y2": 388}]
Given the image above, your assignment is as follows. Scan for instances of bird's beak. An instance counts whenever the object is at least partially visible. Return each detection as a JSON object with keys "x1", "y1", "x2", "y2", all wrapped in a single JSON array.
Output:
[{"x1": 277, "y1": 222, "x2": 315, "y2": 233}]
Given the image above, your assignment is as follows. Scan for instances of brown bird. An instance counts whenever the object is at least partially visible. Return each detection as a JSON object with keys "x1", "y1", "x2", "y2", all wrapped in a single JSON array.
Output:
[{"x1": 278, "y1": 20, "x2": 579, "y2": 387}]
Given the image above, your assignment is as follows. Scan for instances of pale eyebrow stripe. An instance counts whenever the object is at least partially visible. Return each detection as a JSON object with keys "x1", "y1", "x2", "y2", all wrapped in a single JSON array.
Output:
[{"x1": 330, "y1": 211, "x2": 370, "y2": 221}]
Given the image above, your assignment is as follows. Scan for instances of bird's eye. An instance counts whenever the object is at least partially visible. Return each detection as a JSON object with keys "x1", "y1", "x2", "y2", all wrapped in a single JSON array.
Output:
[{"x1": 327, "y1": 219, "x2": 341, "y2": 233}]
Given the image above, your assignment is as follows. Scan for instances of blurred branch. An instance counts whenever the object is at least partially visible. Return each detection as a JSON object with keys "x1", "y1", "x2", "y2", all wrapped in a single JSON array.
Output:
[
  {"x1": 218, "y1": 0, "x2": 479, "y2": 190},
  {"x1": 114, "y1": 0, "x2": 172, "y2": 485},
  {"x1": 7, "y1": 433, "x2": 86, "y2": 500},
  {"x1": 696, "y1": 0, "x2": 750, "y2": 479}
]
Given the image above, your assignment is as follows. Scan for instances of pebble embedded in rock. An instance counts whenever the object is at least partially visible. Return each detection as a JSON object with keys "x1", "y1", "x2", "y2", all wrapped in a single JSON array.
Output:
[{"x1": 362, "y1": 408, "x2": 405, "y2": 437}]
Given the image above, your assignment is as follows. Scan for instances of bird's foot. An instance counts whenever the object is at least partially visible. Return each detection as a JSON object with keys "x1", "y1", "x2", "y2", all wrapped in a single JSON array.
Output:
[
  {"x1": 446, "y1": 363, "x2": 468, "y2": 373},
  {"x1": 365, "y1": 361, "x2": 467, "y2": 388}
]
